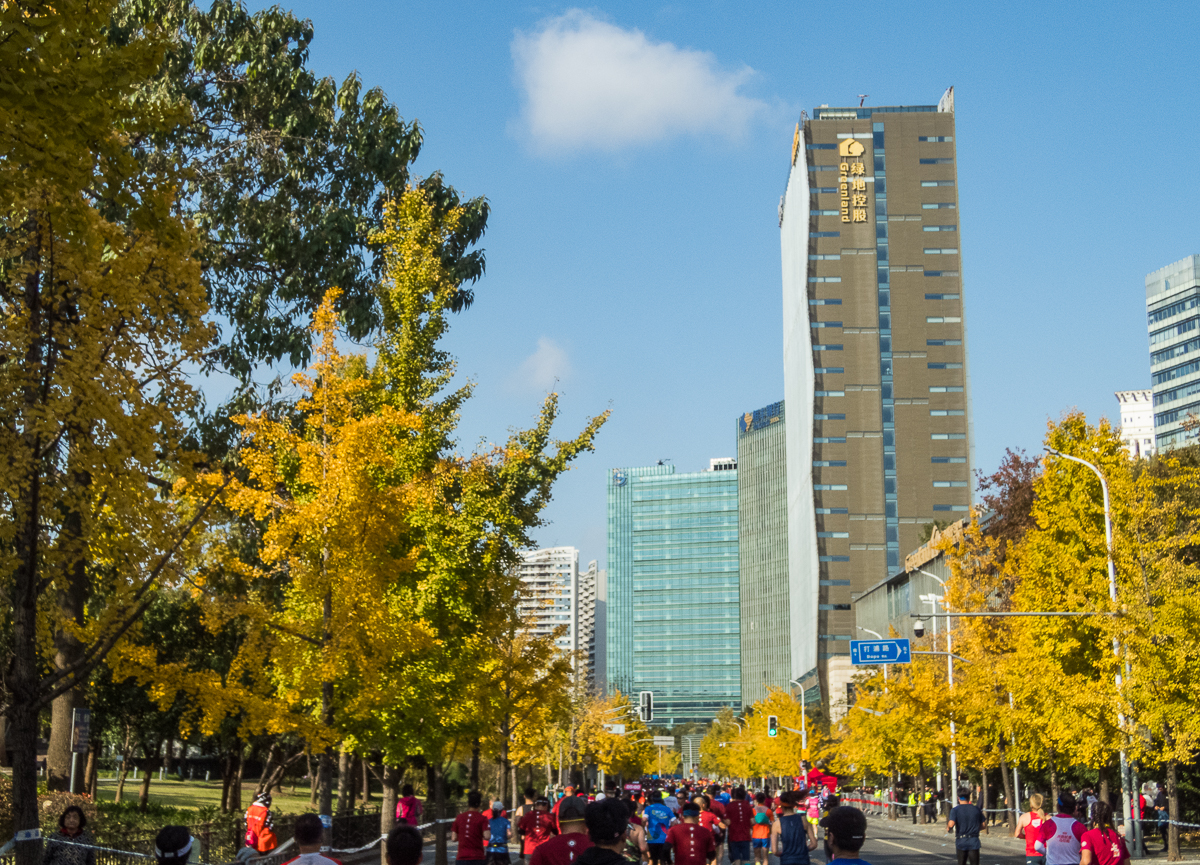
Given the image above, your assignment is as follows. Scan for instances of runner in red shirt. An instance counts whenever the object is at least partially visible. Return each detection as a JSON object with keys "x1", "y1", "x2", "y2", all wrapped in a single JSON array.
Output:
[
  {"x1": 665, "y1": 806, "x2": 715, "y2": 865},
  {"x1": 724, "y1": 787, "x2": 754, "y2": 865},
  {"x1": 531, "y1": 798, "x2": 592, "y2": 865},
  {"x1": 519, "y1": 799, "x2": 558, "y2": 857},
  {"x1": 1080, "y1": 802, "x2": 1129, "y2": 865},
  {"x1": 453, "y1": 792, "x2": 492, "y2": 865}
]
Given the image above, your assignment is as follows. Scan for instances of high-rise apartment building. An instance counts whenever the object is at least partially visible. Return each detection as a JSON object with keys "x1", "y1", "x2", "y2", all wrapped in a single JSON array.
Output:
[
  {"x1": 606, "y1": 461, "x2": 741, "y2": 724},
  {"x1": 517, "y1": 546, "x2": 581, "y2": 664},
  {"x1": 780, "y1": 89, "x2": 973, "y2": 710},
  {"x1": 1146, "y1": 256, "x2": 1200, "y2": 451},
  {"x1": 1115, "y1": 390, "x2": 1155, "y2": 458},
  {"x1": 736, "y1": 401, "x2": 793, "y2": 706},
  {"x1": 577, "y1": 560, "x2": 603, "y2": 691}
]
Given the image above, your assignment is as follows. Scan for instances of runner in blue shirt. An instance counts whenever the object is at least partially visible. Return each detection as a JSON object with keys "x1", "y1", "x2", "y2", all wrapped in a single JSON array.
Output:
[{"x1": 643, "y1": 791, "x2": 676, "y2": 865}]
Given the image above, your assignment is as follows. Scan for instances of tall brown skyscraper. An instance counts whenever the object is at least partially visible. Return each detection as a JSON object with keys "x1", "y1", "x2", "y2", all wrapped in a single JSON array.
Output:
[{"x1": 780, "y1": 89, "x2": 972, "y2": 710}]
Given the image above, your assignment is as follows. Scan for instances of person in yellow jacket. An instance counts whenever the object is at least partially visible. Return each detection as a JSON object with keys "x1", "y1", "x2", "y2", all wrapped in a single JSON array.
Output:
[{"x1": 907, "y1": 791, "x2": 918, "y2": 825}]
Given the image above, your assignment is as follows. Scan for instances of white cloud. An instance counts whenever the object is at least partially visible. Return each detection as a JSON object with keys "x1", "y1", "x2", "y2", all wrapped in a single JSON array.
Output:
[
  {"x1": 512, "y1": 10, "x2": 766, "y2": 154},
  {"x1": 512, "y1": 337, "x2": 571, "y2": 392}
]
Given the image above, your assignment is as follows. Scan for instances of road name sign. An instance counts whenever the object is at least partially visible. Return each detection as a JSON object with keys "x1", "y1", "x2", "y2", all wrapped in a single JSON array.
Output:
[
  {"x1": 652, "y1": 736, "x2": 675, "y2": 747},
  {"x1": 602, "y1": 723, "x2": 626, "y2": 735},
  {"x1": 850, "y1": 638, "x2": 911, "y2": 665}
]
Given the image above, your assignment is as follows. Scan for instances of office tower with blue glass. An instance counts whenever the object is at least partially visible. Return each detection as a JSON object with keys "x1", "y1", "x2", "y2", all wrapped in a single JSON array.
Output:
[
  {"x1": 606, "y1": 460, "x2": 741, "y2": 724},
  {"x1": 779, "y1": 89, "x2": 973, "y2": 712},
  {"x1": 1146, "y1": 256, "x2": 1200, "y2": 451}
]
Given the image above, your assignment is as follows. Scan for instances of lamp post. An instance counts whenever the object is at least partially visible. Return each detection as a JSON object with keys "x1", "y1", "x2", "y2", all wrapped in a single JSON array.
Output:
[
  {"x1": 1044, "y1": 447, "x2": 1139, "y2": 857},
  {"x1": 917, "y1": 569, "x2": 957, "y2": 794},
  {"x1": 788, "y1": 678, "x2": 808, "y2": 753},
  {"x1": 857, "y1": 626, "x2": 888, "y2": 684}
]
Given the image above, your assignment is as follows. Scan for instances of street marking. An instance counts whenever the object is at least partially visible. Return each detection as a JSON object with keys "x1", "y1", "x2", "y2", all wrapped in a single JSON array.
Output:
[{"x1": 871, "y1": 838, "x2": 955, "y2": 858}]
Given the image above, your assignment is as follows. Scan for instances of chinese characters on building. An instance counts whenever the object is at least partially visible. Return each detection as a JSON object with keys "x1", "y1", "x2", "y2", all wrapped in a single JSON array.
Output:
[{"x1": 839, "y1": 159, "x2": 868, "y2": 224}]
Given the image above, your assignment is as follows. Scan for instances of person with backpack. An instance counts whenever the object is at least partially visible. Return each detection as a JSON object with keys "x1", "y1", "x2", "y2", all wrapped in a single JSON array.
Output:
[
  {"x1": 397, "y1": 785, "x2": 424, "y2": 828},
  {"x1": 751, "y1": 793, "x2": 774, "y2": 865},
  {"x1": 244, "y1": 792, "x2": 279, "y2": 854}
]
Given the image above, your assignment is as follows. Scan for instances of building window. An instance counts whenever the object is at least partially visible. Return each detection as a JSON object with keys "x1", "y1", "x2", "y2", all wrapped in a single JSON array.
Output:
[
  {"x1": 928, "y1": 362, "x2": 963, "y2": 369},
  {"x1": 1152, "y1": 358, "x2": 1200, "y2": 386},
  {"x1": 933, "y1": 481, "x2": 969, "y2": 487},
  {"x1": 810, "y1": 298, "x2": 842, "y2": 305},
  {"x1": 926, "y1": 293, "x2": 960, "y2": 300},
  {"x1": 932, "y1": 457, "x2": 967, "y2": 463},
  {"x1": 815, "y1": 437, "x2": 847, "y2": 444},
  {"x1": 920, "y1": 158, "x2": 954, "y2": 164},
  {"x1": 924, "y1": 248, "x2": 959, "y2": 254},
  {"x1": 816, "y1": 507, "x2": 849, "y2": 514},
  {"x1": 817, "y1": 531, "x2": 850, "y2": 538},
  {"x1": 919, "y1": 135, "x2": 954, "y2": 142},
  {"x1": 815, "y1": 390, "x2": 845, "y2": 397},
  {"x1": 1149, "y1": 316, "x2": 1198, "y2": 344},
  {"x1": 927, "y1": 316, "x2": 962, "y2": 323},
  {"x1": 808, "y1": 276, "x2": 842, "y2": 282},
  {"x1": 930, "y1": 410, "x2": 966, "y2": 416},
  {"x1": 928, "y1": 339, "x2": 963, "y2": 346},
  {"x1": 807, "y1": 143, "x2": 837, "y2": 149},
  {"x1": 813, "y1": 344, "x2": 844, "y2": 351},
  {"x1": 921, "y1": 180, "x2": 955, "y2": 187},
  {"x1": 815, "y1": 367, "x2": 845, "y2": 373},
  {"x1": 819, "y1": 604, "x2": 852, "y2": 611},
  {"x1": 812, "y1": 321, "x2": 843, "y2": 328},
  {"x1": 922, "y1": 202, "x2": 956, "y2": 209},
  {"x1": 932, "y1": 433, "x2": 967, "y2": 439},
  {"x1": 1151, "y1": 336, "x2": 1200, "y2": 366},
  {"x1": 813, "y1": 210, "x2": 840, "y2": 216},
  {"x1": 933, "y1": 504, "x2": 970, "y2": 512},
  {"x1": 1147, "y1": 291, "x2": 1200, "y2": 325},
  {"x1": 810, "y1": 166, "x2": 839, "y2": 172},
  {"x1": 814, "y1": 484, "x2": 848, "y2": 491},
  {"x1": 811, "y1": 231, "x2": 841, "y2": 237},
  {"x1": 815, "y1": 413, "x2": 846, "y2": 420},
  {"x1": 813, "y1": 187, "x2": 837, "y2": 193},
  {"x1": 930, "y1": 386, "x2": 965, "y2": 392},
  {"x1": 809, "y1": 254, "x2": 842, "y2": 261},
  {"x1": 819, "y1": 555, "x2": 850, "y2": 562},
  {"x1": 814, "y1": 461, "x2": 847, "y2": 467},
  {"x1": 923, "y1": 225, "x2": 957, "y2": 232}
]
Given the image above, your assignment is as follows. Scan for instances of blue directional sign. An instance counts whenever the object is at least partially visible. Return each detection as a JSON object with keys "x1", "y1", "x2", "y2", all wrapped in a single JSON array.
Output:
[{"x1": 850, "y1": 638, "x2": 911, "y2": 665}]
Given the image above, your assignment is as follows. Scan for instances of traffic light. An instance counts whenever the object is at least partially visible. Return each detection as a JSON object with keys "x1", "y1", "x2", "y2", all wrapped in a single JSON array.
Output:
[
  {"x1": 767, "y1": 715, "x2": 778, "y2": 737},
  {"x1": 639, "y1": 691, "x2": 654, "y2": 722}
]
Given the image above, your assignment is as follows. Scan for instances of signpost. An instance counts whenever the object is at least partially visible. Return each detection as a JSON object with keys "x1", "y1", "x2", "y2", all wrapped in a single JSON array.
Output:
[
  {"x1": 849, "y1": 638, "x2": 911, "y2": 665},
  {"x1": 69, "y1": 708, "x2": 90, "y2": 793},
  {"x1": 602, "y1": 723, "x2": 626, "y2": 735}
]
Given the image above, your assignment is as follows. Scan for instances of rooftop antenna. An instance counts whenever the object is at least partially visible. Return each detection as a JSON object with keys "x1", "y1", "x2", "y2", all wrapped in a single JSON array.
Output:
[
  {"x1": 858, "y1": 94, "x2": 870, "y2": 107},
  {"x1": 656, "y1": 458, "x2": 672, "y2": 466}
]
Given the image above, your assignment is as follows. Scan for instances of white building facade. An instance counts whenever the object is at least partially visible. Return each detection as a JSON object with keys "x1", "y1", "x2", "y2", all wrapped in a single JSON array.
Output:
[
  {"x1": 1115, "y1": 390, "x2": 1155, "y2": 458},
  {"x1": 517, "y1": 547, "x2": 601, "y2": 688},
  {"x1": 1146, "y1": 256, "x2": 1200, "y2": 451}
]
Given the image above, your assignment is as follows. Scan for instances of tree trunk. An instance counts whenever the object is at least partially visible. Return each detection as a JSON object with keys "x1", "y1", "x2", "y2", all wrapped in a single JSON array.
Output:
[
  {"x1": 1098, "y1": 763, "x2": 1110, "y2": 809},
  {"x1": 381, "y1": 764, "x2": 400, "y2": 865},
  {"x1": 471, "y1": 739, "x2": 480, "y2": 793},
  {"x1": 1166, "y1": 756, "x2": 1179, "y2": 861},
  {"x1": 138, "y1": 740, "x2": 159, "y2": 812},
  {"x1": 47, "y1": 499, "x2": 89, "y2": 794},
  {"x1": 230, "y1": 746, "x2": 244, "y2": 813},
  {"x1": 337, "y1": 746, "x2": 351, "y2": 815},
  {"x1": 164, "y1": 739, "x2": 175, "y2": 777},
  {"x1": 221, "y1": 748, "x2": 234, "y2": 811},
  {"x1": 1048, "y1": 749, "x2": 1060, "y2": 806},
  {"x1": 46, "y1": 690, "x2": 77, "y2": 792},
  {"x1": 980, "y1": 768, "x2": 989, "y2": 831},
  {"x1": 434, "y1": 763, "x2": 448, "y2": 865},
  {"x1": 317, "y1": 588, "x2": 334, "y2": 823},
  {"x1": 116, "y1": 754, "x2": 131, "y2": 804},
  {"x1": 999, "y1": 749, "x2": 1015, "y2": 829},
  {"x1": 10, "y1": 700, "x2": 43, "y2": 865},
  {"x1": 308, "y1": 752, "x2": 318, "y2": 807},
  {"x1": 85, "y1": 744, "x2": 97, "y2": 799},
  {"x1": 362, "y1": 756, "x2": 372, "y2": 804}
]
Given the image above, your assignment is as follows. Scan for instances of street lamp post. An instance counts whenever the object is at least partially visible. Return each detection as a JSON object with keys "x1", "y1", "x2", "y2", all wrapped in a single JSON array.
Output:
[
  {"x1": 788, "y1": 678, "x2": 808, "y2": 752},
  {"x1": 857, "y1": 627, "x2": 888, "y2": 684},
  {"x1": 917, "y1": 569, "x2": 957, "y2": 794},
  {"x1": 1045, "y1": 447, "x2": 1140, "y2": 857}
]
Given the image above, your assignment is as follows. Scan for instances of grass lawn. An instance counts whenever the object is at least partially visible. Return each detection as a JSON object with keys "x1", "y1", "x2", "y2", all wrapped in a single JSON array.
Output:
[{"x1": 92, "y1": 777, "x2": 325, "y2": 814}]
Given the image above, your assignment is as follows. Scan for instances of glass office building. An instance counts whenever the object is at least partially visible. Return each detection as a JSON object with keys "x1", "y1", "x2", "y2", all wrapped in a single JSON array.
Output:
[
  {"x1": 735, "y1": 401, "x2": 793, "y2": 707},
  {"x1": 1146, "y1": 256, "x2": 1200, "y2": 451},
  {"x1": 606, "y1": 461, "x2": 741, "y2": 724},
  {"x1": 780, "y1": 89, "x2": 974, "y2": 712}
]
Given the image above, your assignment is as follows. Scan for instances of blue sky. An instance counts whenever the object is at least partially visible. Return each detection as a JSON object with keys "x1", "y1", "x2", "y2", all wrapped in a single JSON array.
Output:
[{"x1": 250, "y1": 0, "x2": 1200, "y2": 568}]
